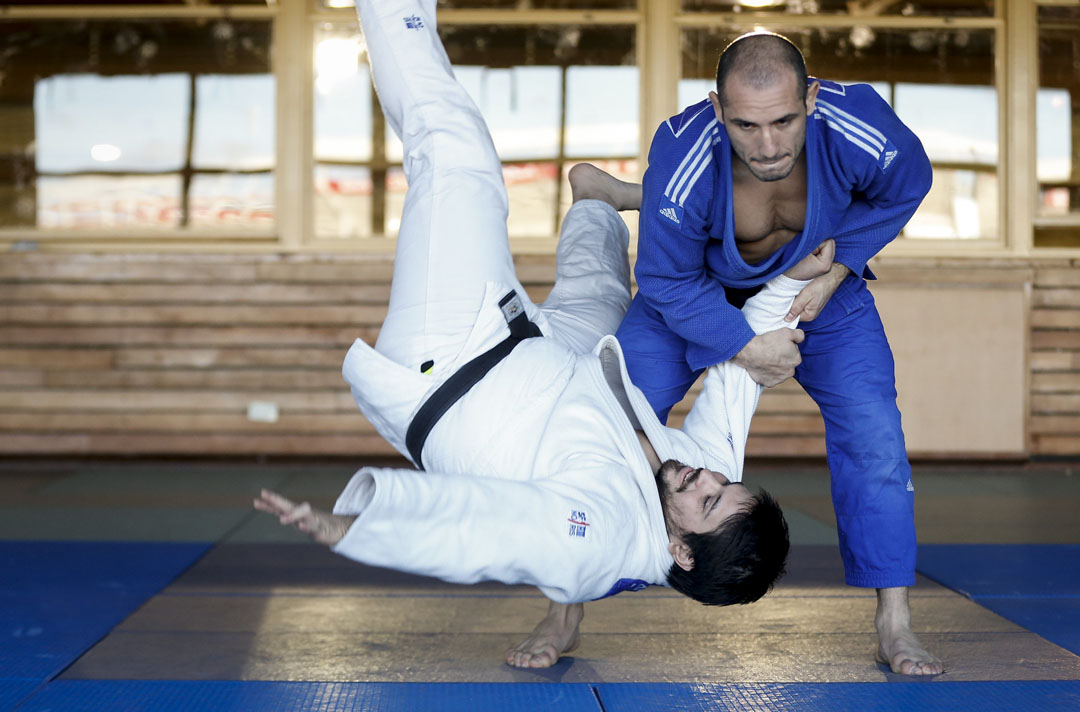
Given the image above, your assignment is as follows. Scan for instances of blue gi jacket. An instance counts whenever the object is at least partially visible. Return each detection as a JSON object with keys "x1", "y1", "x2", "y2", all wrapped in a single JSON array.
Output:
[{"x1": 635, "y1": 79, "x2": 933, "y2": 370}]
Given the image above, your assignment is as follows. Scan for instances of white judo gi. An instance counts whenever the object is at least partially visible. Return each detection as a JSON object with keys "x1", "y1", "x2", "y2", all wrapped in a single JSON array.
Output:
[{"x1": 332, "y1": 0, "x2": 808, "y2": 604}]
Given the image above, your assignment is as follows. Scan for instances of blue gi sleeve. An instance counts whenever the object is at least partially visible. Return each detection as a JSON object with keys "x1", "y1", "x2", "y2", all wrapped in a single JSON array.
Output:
[
  {"x1": 819, "y1": 84, "x2": 933, "y2": 278},
  {"x1": 635, "y1": 122, "x2": 757, "y2": 367}
]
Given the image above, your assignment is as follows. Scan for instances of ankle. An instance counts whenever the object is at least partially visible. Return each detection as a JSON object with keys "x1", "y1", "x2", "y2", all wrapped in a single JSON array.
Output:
[
  {"x1": 546, "y1": 602, "x2": 584, "y2": 627},
  {"x1": 875, "y1": 587, "x2": 912, "y2": 632}
]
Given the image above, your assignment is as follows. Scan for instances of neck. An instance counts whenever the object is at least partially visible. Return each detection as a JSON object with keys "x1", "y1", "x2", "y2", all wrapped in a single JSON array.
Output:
[{"x1": 636, "y1": 430, "x2": 662, "y2": 473}]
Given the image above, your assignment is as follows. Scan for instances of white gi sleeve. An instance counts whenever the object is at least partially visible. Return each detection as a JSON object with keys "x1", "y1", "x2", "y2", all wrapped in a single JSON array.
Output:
[
  {"x1": 330, "y1": 466, "x2": 634, "y2": 603},
  {"x1": 680, "y1": 274, "x2": 808, "y2": 482}
]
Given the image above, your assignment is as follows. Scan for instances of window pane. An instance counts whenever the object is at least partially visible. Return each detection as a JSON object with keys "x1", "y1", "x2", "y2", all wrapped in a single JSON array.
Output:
[
  {"x1": 316, "y1": 24, "x2": 637, "y2": 240},
  {"x1": 1037, "y1": 6, "x2": 1079, "y2": 221},
  {"x1": 319, "y1": 0, "x2": 637, "y2": 9},
  {"x1": 3, "y1": 0, "x2": 267, "y2": 4},
  {"x1": 314, "y1": 24, "x2": 374, "y2": 239},
  {"x1": 680, "y1": 0, "x2": 992, "y2": 17},
  {"x1": 0, "y1": 19, "x2": 274, "y2": 232},
  {"x1": 37, "y1": 175, "x2": 181, "y2": 229},
  {"x1": 680, "y1": 26, "x2": 998, "y2": 240},
  {"x1": 566, "y1": 66, "x2": 639, "y2": 158}
]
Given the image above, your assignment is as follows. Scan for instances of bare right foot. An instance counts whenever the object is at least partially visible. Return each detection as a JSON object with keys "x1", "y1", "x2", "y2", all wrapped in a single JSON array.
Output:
[
  {"x1": 874, "y1": 587, "x2": 944, "y2": 675},
  {"x1": 505, "y1": 601, "x2": 583, "y2": 668},
  {"x1": 568, "y1": 163, "x2": 642, "y2": 211}
]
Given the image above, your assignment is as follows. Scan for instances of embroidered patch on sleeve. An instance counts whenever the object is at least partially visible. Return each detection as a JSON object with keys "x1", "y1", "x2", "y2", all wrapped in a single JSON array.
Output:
[{"x1": 568, "y1": 510, "x2": 590, "y2": 538}]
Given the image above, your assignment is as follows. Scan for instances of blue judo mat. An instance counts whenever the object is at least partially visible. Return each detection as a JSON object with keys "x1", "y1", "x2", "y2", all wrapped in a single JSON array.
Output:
[
  {"x1": 598, "y1": 681, "x2": 1080, "y2": 712},
  {"x1": 13, "y1": 681, "x2": 603, "y2": 712},
  {"x1": 0, "y1": 541, "x2": 210, "y2": 709},
  {"x1": 14, "y1": 681, "x2": 1080, "y2": 712},
  {"x1": 917, "y1": 544, "x2": 1080, "y2": 656}
]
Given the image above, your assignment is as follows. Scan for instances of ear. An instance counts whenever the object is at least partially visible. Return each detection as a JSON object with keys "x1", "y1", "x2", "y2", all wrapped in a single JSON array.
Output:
[
  {"x1": 805, "y1": 80, "x2": 820, "y2": 116},
  {"x1": 708, "y1": 90, "x2": 725, "y2": 124},
  {"x1": 669, "y1": 538, "x2": 695, "y2": 572}
]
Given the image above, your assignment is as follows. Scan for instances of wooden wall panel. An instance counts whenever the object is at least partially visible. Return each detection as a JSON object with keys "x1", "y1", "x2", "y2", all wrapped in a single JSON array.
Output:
[
  {"x1": 0, "y1": 252, "x2": 1076, "y2": 458},
  {"x1": 0, "y1": 253, "x2": 393, "y2": 456},
  {"x1": 1031, "y1": 261, "x2": 1080, "y2": 455}
]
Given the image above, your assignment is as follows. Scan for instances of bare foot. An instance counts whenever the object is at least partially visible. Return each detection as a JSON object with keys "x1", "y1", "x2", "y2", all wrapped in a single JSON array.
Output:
[
  {"x1": 253, "y1": 489, "x2": 356, "y2": 546},
  {"x1": 505, "y1": 601, "x2": 583, "y2": 668},
  {"x1": 568, "y1": 163, "x2": 642, "y2": 211},
  {"x1": 874, "y1": 587, "x2": 944, "y2": 675}
]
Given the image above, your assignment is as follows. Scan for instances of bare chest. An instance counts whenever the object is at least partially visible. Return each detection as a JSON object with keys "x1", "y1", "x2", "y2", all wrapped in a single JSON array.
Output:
[{"x1": 731, "y1": 179, "x2": 808, "y2": 265}]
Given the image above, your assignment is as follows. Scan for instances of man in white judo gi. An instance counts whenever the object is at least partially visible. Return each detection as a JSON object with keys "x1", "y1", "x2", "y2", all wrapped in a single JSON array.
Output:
[{"x1": 255, "y1": 0, "x2": 835, "y2": 668}]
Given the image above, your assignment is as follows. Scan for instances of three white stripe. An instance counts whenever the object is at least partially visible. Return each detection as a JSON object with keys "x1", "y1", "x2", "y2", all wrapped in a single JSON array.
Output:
[
  {"x1": 816, "y1": 99, "x2": 888, "y2": 160},
  {"x1": 661, "y1": 97, "x2": 891, "y2": 208},
  {"x1": 664, "y1": 118, "x2": 719, "y2": 207}
]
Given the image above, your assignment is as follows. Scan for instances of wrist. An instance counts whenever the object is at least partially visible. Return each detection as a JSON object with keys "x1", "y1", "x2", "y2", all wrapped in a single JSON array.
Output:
[{"x1": 731, "y1": 334, "x2": 757, "y2": 366}]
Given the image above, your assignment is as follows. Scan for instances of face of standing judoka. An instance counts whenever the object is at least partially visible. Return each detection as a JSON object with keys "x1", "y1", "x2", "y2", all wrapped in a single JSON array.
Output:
[
  {"x1": 709, "y1": 70, "x2": 820, "y2": 183},
  {"x1": 654, "y1": 459, "x2": 756, "y2": 572}
]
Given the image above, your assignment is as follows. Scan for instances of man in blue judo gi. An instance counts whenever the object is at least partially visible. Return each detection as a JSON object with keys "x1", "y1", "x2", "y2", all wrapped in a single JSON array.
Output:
[{"x1": 612, "y1": 32, "x2": 942, "y2": 675}]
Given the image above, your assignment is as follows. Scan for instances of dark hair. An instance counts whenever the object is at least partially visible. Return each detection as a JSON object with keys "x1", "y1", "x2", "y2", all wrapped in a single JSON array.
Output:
[
  {"x1": 666, "y1": 488, "x2": 790, "y2": 606},
  {"x1": 715, "y1": 32, "x2": 808, "y2": 106}
]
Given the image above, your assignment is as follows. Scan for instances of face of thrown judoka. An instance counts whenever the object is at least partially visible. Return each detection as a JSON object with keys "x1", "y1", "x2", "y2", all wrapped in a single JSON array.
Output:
[
  {"x1": 710, "y1": 70, "x2": 819, "y2": 183},
  {"x1": 655, "y1": 459, "x2": 755, "y2": 564}
]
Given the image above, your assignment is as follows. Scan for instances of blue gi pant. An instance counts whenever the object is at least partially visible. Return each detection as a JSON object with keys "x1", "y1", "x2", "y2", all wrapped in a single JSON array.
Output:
[{"x1": 617, "y1": 275, "x2": 916, "y2": 589}]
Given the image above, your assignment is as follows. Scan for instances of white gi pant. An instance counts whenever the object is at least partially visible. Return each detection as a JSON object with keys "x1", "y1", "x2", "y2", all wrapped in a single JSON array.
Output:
[{"x1": 361, "y1": 0, "x2": 630, "y2": 375}]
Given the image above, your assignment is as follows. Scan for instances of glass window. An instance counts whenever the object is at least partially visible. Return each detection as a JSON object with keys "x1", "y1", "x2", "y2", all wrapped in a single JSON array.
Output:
[
  {"x1": 313, "y1": 24, "x2": 375, "y2": 239},
  {"x1": 319, "y1": 0, "x2": 637, "y2": 9},
  {"x1": 680, "y1": 26, "x2": 997, "y2": 240},
  {"x1": 315, "y1": 23, "x2": 637, "y2": 240},
  {"x1": 680, "y1": 0, "x2": 992, "y2": 17},
  {"x1": 0, "y1": 19, "x2": 274, "y2": 233},
  {"x1": 1036, "y1": 5, "x2": 1079, "y2": 229}
]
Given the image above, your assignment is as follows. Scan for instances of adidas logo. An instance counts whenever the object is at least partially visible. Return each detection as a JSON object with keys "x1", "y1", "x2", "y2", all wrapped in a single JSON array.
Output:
[
  {"x1": 906, "y1": 479, "x2": 915, "y2": 492},
  {"x1": 882, "y1": 150, "x2": 898, "y2": 171},
  {"x1": 660, "y1": 206, "x2": 681, "y2": 224}
]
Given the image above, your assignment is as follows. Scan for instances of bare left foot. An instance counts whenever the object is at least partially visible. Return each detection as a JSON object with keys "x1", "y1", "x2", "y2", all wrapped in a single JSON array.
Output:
[
  {"x1": 568, "y1": 163, "x2": 642, "y2": 211},
  {"x1": 253, "y1": 489, "x2": 356, "y2": 546},
  {"x1": 875, "y1": 587, "x2": 944, "y2": 675},
  {"x1": 505, "y1": 601, "x2": 583, "y2": 668}
]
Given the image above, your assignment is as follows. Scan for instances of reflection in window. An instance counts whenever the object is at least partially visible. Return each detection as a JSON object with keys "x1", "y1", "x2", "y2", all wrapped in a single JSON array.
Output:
[
  {"x1": 313, "y1": 27, "x2": 374, "y2": 239},
  {"x1": 319, "y1": 0, "x2": 637, "y2": 8},
  {"x1": 1037, "y1": 5, "x2": 1079, "y2": 227},
  {"x1": 680, "y1": 0, "x2": 992, "y2": 17},
  {"x1": 1, "y1": 19, "x2": 274, "y2": 232},
  {"x1": 680, "y1": 26, "x2": 997, "y2": 240},
  {"x1": 314, "y1": 24, "x2": 637, "y2": 239},
  {"x1": 894, "y1": 83, "x2": 997, "y2": 239}
]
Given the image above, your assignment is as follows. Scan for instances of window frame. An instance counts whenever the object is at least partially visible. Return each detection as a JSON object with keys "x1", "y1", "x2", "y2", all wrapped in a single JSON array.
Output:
[{"x1": 0, "y1": 0, "x2": 1072, "y2": 257}]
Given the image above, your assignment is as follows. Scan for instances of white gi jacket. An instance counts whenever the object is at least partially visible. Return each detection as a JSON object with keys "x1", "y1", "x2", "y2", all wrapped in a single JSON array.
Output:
[{"x1": 332, "y1": 276, "x2": 805, "y2": 603}]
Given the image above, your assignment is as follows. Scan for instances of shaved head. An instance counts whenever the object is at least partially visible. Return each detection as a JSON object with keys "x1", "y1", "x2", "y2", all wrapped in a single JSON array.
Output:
[{"x1": 715, "y1": 32, "x2": 808, "y2": 106}]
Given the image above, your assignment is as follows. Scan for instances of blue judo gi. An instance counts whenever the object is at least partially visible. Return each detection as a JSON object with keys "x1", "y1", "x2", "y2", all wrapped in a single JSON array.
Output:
[{"x1": 616, "y1": 79, "x2": 933, "y2": 589}]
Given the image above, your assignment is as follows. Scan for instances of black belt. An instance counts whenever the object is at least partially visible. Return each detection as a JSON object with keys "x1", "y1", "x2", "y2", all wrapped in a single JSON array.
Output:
[{"x1": 405, "y1": 290, "x2": 542, "y2": 470}]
